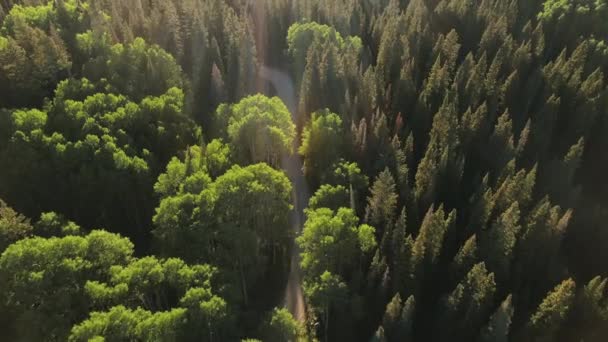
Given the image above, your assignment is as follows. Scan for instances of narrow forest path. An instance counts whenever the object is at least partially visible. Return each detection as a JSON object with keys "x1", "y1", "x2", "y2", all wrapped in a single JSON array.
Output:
[{"x1": 259, "y1": 65, "x2": 309, "y2": 323}]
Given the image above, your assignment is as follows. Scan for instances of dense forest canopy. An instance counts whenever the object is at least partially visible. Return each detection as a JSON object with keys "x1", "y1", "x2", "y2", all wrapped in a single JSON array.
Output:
[{"x1": 1, "y1": 0, "x2": 608, "y2": 341}]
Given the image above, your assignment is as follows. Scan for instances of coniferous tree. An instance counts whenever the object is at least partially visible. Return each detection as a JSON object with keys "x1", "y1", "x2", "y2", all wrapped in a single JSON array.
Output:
[
  {"x1": 478, "y1": 294, "x2": 514, "y2": 342},
  {"x1": 437, "y1": 262, "x2": 496, "y2": 341},
  {"x1": 524, "y1": 278, "x2": 576, "y2": 342},
  {"x1": 450, "y1": 234, "x2": 478, "y2": 284},
  {"x1": 365, "y1": 168, "x2": 398, "y2": 236},
  {"x1": 480, "y1": 202, "x2": 521, "y2": 283}
]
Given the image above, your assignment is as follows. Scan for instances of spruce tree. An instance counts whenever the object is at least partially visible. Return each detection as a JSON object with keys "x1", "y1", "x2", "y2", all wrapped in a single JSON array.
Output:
[
  {"x1": 525, "y1": 278, "x2": 576, "y2": 342},
  {"x1": 478, "y1": 294, "x2": 514, "y2": 342}
]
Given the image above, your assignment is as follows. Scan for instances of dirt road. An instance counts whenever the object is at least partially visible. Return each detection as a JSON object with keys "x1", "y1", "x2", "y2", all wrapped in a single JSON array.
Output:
[{"x1": 260, "y1": 65, "x2": 309, "y2": 322}]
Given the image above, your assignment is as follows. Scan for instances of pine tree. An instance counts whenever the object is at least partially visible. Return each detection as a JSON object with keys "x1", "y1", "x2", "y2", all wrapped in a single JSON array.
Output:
[
  {"x1": 370, "y1": 326, "x2": 387, "y2": 342},
  {"x1": 485, "y1": 109, "x2": 515, "y2": 177},
  {"x1": 437, "y1": 262, "x2": 496, "y2": 341},
  {"x1": 393, "y1": 234, "x2": 414, "y2": 296},
  {"x1": 413, "y1": 57, "x2": 450, "y2": 146},
  {"x1": 366, "y1": 168, "x2": 399, "y2": 233},
  {"x1": 391, "y1": 207, "x2": 408, "y2": 260},
  {"x1": 525, "y1": 278, "x2": 576, "y2": 342},
  {"x1": 388, "y1": 135, "x2": 411, "y2": 201},
  {"x1": 481, "y1": 202, "x2": 520, "y2": 283},
  {"x1": 542, "y1": 137, "x2": 584, "y2": 208},
  {"x1": 512, "y1": 198, "x2": 571, "y2": 315},
  {"x1": 393, "y1": 59, "x2": 417, "y2": 115},
  {"x1": 300, "y1": 109, "x2": 345, "y2": 186},
  {"x1": 492, "y1": 165, "x2": 536, "y2": 215},
  {"x1": 376, "y1": 14, "x2": 405, "y2": 84},
  {"x1": 411, "y1": 205, "x2": 456, "y2": 295},
  {"x1": 516, "y1": 119, "x2": 531, "y2": 160},
  {"x1": 397, "y1": 295, "x2": 416, "y2": 342},
  {"x1": 566, "y1": 276, "x2": 608, "y2": 341},
  {"x1": 526, "y1": 94, "x2": 560, "y2": 163},
  {"x1": 463, "y1": 53, "x2": 488, "y2": 110},
  {"x1": 478, "y1": 294, "x2": 514, "y2": 342},
  {"x1": 479, "y1": 17, "x2": 509, "y2": 64},
  {"x1": 460, "y1": 102, "x2": 488, "y2": 153},
  {"x1": 450, "y1": 234, "x2": 478, "y2": 283},
  {"x1": 367, "y1": 248, "x2": 390, "y2": 307},
  {"x1": 209, "y1": 63, "x2": 227, "y2": 111},
  {"x1": 415, "y1": 94, "x2": 462, "y2": 210},
  {"x1": 367, "y1": 111, "x2": 392, "y2": 175},
  {"x1": 412, "y1": 205, "x2": 452, "y2": 266},
  {"x1": 381, "y1": 293, "x2": 403, "y2": 340},
  {"x1": 468, "y1": 174, "x2": 495, "y2": 234}
]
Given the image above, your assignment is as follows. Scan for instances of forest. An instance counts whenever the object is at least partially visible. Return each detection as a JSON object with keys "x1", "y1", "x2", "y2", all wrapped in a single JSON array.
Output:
[{"x1": 1, "y1": 0, "x2": 608, "y2": 341}]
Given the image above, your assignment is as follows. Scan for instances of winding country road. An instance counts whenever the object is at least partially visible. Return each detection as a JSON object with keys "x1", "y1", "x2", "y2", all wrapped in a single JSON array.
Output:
[{"x1": 259, "y1": 65, "x2": 309, "y2": 323}]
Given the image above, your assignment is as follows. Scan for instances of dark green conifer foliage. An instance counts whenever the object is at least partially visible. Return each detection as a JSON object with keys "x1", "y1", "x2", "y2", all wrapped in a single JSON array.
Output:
[{"x1": 524, "y1": 278, "x2": 576, "y2": 342}]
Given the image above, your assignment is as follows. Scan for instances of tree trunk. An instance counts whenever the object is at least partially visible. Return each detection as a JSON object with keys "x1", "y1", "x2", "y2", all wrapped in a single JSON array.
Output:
[
  {"x1": 325, "y1": 304, "x2": 330, "y2": 342},
  {"x1": 350, "y1": 183, "x2": 356, "y2": 212},
  {"x1": 208, "y1": 320, "x2": 213, "y2": 342},
  {"x1": 238, "y1": 259, "x2": 249, "y2": 306}
]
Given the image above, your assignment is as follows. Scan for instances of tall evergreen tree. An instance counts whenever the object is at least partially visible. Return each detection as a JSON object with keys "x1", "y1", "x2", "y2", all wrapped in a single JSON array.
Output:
[
  {"x1": 436, "y1": 262, "x2": 496, "y2": 341},
  {"x1": 365, "y1": 168, "x2": 398, "y2": 235},
  {"x1": 478, "y1": 294, "x2": 514, "y2": 342},
  {"x1": 524, "y1": 278, "x2": 576, "y2": 342}
]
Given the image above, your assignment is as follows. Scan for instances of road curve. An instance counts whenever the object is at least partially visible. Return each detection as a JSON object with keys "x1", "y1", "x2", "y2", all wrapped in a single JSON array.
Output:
[{"x1": 259, "y1": 65, "x2": 309, "y2": 323}]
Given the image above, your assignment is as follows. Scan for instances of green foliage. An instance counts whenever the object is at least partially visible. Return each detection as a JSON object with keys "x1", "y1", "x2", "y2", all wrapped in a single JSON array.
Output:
[
  {"x1": 0, "y1": 230, "x2": 134, "y2": 341},
  {"x1": 216, "y1": 94, "x2": 295, "y2": 167},
  {"x1": 380, "y1": 293, "x2": 415, "y2": 341},
  {"x1": 1, "y1": 3, "x2": 55, "y2": 34},
  {"x1": 288, "y1": 21, "x2": 363, "y2": 115},
  {"x1": 303, "y1": 271, "x2": 349, "y2": 341},
  {"x1": 451, "y1": 234, "x2": 478, "y2": 283},
  {"x1": 0, "y1": 19, "x2": 71, "y2": 107},
  {"x1": 414, "y1": 95, "x2": 463, "y2": 209},
  {"x1": 298, "y1": 207, "x2": 376, "y2": 277},
  {"x1": 0, "y1": 0, "x2": 86, "y2": 106},
  {"x1": 438, "y1": 262, "x2": 497, "y2": 341},
  {"x1": 309, "y1": 184, "x2": 350, "y2": 211},
  {"x1": 180, "y1": 286, "x2": 229, "y2": 339},
  {"x1": 154, "y1": 161, "x2": 293, "y2": 256},
  {"x1": 11, "y1": 108, "x2": 47, "y2": 131},
  {"x1": 478, "y1": 295, "x2": 514, "y2": 342},
  {"x1": 566, "y1": 276, "x2": 608, "y2": 340},
  {"x1": 153, "y1": 144, "x2": 220, "y2": 198},
  {"x1": 154, "y1": 160, "x2": 292, "y2": 307},
  {"x1": 526, "y1": 278, "x2": 576, "y2": 341},
  {"x1": 365, "y1": 168, "x2": 398, "y2": 231},
  {"x1": 204, "y1": 139, "x2": 232, "y2": 178},
  {"x1": 0, "y1": 82, "x2": 198, "y2": 243},
  {"x1": 300, "y1": 109, "x2": 345, "y2": 185},
  {"x1": 412, "y1": 205, "x2": 456, "y2": 276},
  {"x1": 35, "y1": 211, "x2": 82, "y2": 237},
  {"x1": 0, "y1": 199, "x2": 32, "y2": 252},
  {"x1": 69, "y1": 306, "x2": 187, "y2": 342},
  {"x1": 331, "y1": 160, "x2": 369, "y2": 192},
  {"x1": 82, "y1": 37, "x2": 184, "y2": 102},
  {"x1": 371, "y1": 326, "x2": 387, "y2": 342},
  {"x1": 85, "y1": 256, "x2": 216, "y2": 311},
  {"x1": 481, "y1": 202, "x2": 521, "y2": 282},
  {"x1": 539, "y1": 0, "x2": 608, "y2": 31},
  {"x1": 212, "y1": 163, "x2": 293, "y2": 256},
  {"x1": 262, "y1": 307, "x2": 304, "y2": 342},
  {"x1": 287, "y1": 21, "x2": 362, "y2": 83},
  {"x1": 287, "y1": 22, "x2": 346, "y2": 63}
]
